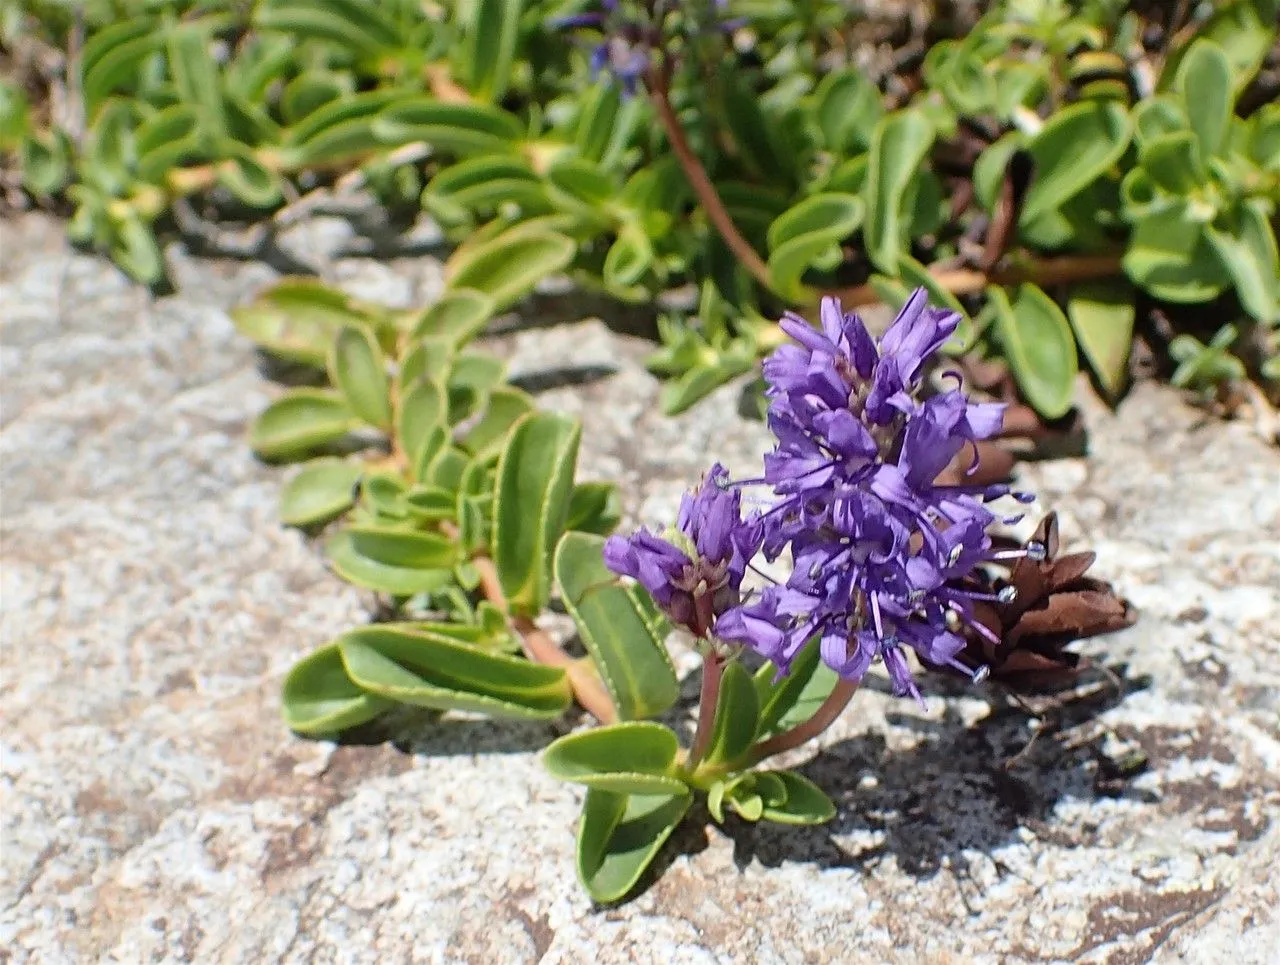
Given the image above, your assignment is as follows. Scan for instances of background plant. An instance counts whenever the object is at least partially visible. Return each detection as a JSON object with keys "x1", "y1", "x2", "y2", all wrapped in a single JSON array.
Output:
[{"x1": 3, "y1": 0, "x2": 1277, "y2": 421}]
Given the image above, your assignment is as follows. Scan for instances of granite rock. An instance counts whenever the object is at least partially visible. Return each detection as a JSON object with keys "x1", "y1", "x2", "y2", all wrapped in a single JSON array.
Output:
[{"x1": 2, "y1": 213, "x2": 1278, "y2": 964}]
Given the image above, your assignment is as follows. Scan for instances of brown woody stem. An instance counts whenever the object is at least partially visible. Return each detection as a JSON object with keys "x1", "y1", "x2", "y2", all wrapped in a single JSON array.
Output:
[
  {"x1": 747, "y1": 679, "x2": 859, "y2": 765},
  {"x1": 648, "y1": 70, "x2": 775, "y2": 291},
  {"x1": 469, "y1": 553, "x2": 618, "y2": 725}
]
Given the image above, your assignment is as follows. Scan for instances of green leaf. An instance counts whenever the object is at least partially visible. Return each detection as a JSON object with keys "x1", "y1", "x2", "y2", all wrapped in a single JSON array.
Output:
[
  {"x1": 82, "y1": 23, "x2": 158, "y2": 114},
  {"x1": 374, "y1": 98, "x2": 523, "y2": 156},
  {"x1": 565, "y1": 483, "x2": 622, "y2": 536},
  {"x1": 1175, "y1": 39, "x2": 1233, "y2": 160},
  {"x1": 359, "y1": 472, "x2": 408, "y2": 519},
  {"x1": 760, "y1": 771, "x2": 837, "y2": 826},
  {"x1": 1020, "y1": 100, "x2": 1130, "y2": 226},
  {"x1": 1123, "y1": 207, "x2": 1231, "y2": 303},
  {"x1": 110, "y1": 214, "x2": 164, "y2": 286},
  {"x1": 990, "y1": 284, "x2": 1079, "y2": 420},
  {"x1": 397, "y1": 377, "x2": 448, "y2": 476},
  {"x1": 863, "y1": 110, "x2": 935, "y2": 272},
  {"x1": 280, "y1": 458, "x2": 362, "y2": 527},
  {"x1": 702, "y1": 660, "x2": 759, "y2": 769},
  {"x1": 280, "y1": 71, "x2": 346, "y2": 125},
  {"x1": 554, "y1": 533, "x2": 678, "y2": 721},
  {"x1": 20, "y1": 130, "x2": 71, "y2": 196},
  {"x1": 250, "y1": 389, "x2": 356, "y2": 460},
  {"x1": 1137, "y1": 131, "x2": 1207, "y2": 195},
  {"x1": 1133, "y1": 96, "x2": 1188, "y2": 149},
  {"x1": 462, "y1": 0, "x2": 523, "y2": 101},
  {"x1": 339, "y1": 625, "x2": 572, "y2": 718},
  {"x1": 329, "y1": 325, "x2": 392, "y2": 429},
  {"x1": 813, "y1": 69, "x2": 883, "y2": 154},
  {"x1": 723, "y1": 75, "x2": 793, "y2": 184},
  {"x1": 1067, "y1": 283, "x2": 1135, "y2": 401},
  {"x1": 973, "y1": 132, "x2": 1024, "y2": 212},
  {"x1": 547, "y1": 157, "x2": 616, "y2": 209},
  {"x1": 1205, "y1": 201, "x2": 1280, "y2": 324},
  {"x1": 576, "y1": 81, "x2": 622, "y2": 162},
  {"x1": 544, "y1": 722, "x2": 685, "y2": 794},
  {"x1": 281, "y1": 643, "x2": 391, "y2": 736},
  {"x1": 324, "y1": 528, "x2": 456, "y2": 595},
  {"x1": 603, "y1": 224, "x2": 654, "y2": 290},
  {"x1": 447, "y1": 228, "x2": 575, "y2": 311},
  {"x1": 576, "y1": 788, "x2": 691, "y2": 904},
  {"x1": 493, "y1": 413, "x2": 582, "y2": 615},
  {"x1": 753, "y1": 636, "x2": 835, "y2": 740},
  {"x1": 459, "y1": 387, "x2": 535, "y2": 461},
  {"x1": 232, "y1": 280, "x2": 374, "y2": 367},
  {"x1": 167, "y1": 24, "x2": 226, "y2": 140},
  {"x1": 217, "y1": 153, "x2": 283, "y2": 208},
  {"x1": 410, "y1": 289, "x2": 495, "y2": 345},
  {"x1": 766, "y1": 193, "x2": 864, "y2": 300}
]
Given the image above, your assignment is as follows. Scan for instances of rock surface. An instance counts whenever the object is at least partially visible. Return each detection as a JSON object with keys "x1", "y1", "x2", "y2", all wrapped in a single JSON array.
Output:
[{"x1": 2, "y1": 213, "x2": 1279, "y2": 964}]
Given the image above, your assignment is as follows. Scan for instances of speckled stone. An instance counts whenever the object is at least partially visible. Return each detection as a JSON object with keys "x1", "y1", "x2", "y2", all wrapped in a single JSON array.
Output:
[{"x1": 2, "y1": 213, "x2": 1278, "y2": 964}]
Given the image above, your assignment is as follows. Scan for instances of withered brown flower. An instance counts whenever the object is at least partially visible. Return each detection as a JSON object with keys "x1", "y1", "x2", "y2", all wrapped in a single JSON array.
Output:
[{"x1": 928, "y1": 513, "x2": 1136, "y2": 691}]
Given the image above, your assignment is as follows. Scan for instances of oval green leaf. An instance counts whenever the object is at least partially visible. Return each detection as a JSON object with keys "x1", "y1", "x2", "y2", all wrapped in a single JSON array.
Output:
[
  {"x1": 330, "y1": 325, "x2": 392, "y2": 429},
  {"x1": 1020, "y1": 100, "x2": 1130, "y2": 226},
  {"x1": 554, "y1": 532, "x2": 679, "y2": 722},
  {"x1": 281, "y1": 643, "x2": 391, "y2": 736},
  {"x1": 544, "y1": 722, "x2": 684, "y2": 794},
  {"x1": 447, "y1": 228, "x2": 576, "y2": 311},
  {"x1": 576, "y1": 788, "x2": 691, "y2": 904},
  {"x1": 280, "y1": 458, "x2": 362, "y2": 527},
  {"x1": 990, "y1": 284, "x2": 1079, "y2": 420},
  {"x1": 250, "y1": 389, "x2": 356, "y2": 461}
]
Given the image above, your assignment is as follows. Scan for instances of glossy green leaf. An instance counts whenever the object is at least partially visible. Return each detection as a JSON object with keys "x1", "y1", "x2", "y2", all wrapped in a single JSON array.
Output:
[
  {"x1": 1020, "y1": 100, "x2": 1130, "y2": 226},
  {"x1": 374, "y1": 98, "x2": 523, "y2": 156},
  {"x1": 329, "y1": 326, "x2": 392, "y2": 430},
  {"x1": 218, "y1": 153, "x2": 282, "y2": 208},
  {"x1": 410, "y1": 289, "x2": 495, "y2": 345},
  {"x1": 1205, "y1": 201, "x2": 1280, "y2": 323},
  {"x1": 280, "y1": 71, "x2": 346, "y2": 125},
  {"x1": 1175, "y1": 39, "x2": 1233, "y2": 160},
  {"x1": 547, "y1": 157, "x2": 615, "y2": 208},
  {"x1": 447, "y1": 228, "x2": 575, "y2": 311},
  {"x1": 493, "y1": 412, "x2": 581, "y2": 615},
  {"x1": 285, "y1": 89, "x2": 404, "y2": 148},
  {"x1": 359, "y1": 472, "x2": 408, "y2": 519},
  {"x1": 231, "y1": 280, "x2": 373, "y2": 368},
  {"x1": 575, "y1": 81, "x2": 622, "y2": 162},
  {"x1": 398, "y1": 378, "x2": 448, "y2": 475},
  {"x1": 255, "y1": 0, "x2": 403, "y2": 56},
  {"x1": 990, "y1": 284, "x2": 1078, "y2": 420},
  {"x1": 565, "y1": 483, "x2": 622, "y2": 537},
  {"x1": 403, "y1": 484, "x2": 458, "y2": 522},
  {"x1": 544, "y1": 722, "x2": 685, "y2": 794},
  {"x1": 20, "y1": 131, "x2": 71, "y2": 196},
  {"x1": 814, "y1": 70, "x2": 883, "y2": 154},
  {"x1": 339, "y1": 625, "x2": 572, "y2": 718},
  {"x1": 281, "y1": 643, "x2": 391, "y2": 736},
  {"x1": 1067, "y1": 283, "x2": 1135, "y2": 401},
  {"x1": 753, "y1": 636, "x2": 834, "y2": 740},
  {"x1": 82, "y1": 25, "x2": 158, "y2": 113},
  {"x1": 460, "y1": 387, "x2": 535, "y2": 461},
  {"x1": 110, "y1": 214, "x2": 164, "y2": 285},
  {"x1": 1138, "y1": 131, "x2": 1206, "y2": 194},
  {"x1": 1132, "y1": 96, "x2": 1187, "y2": 149},
  {"x1": 766, "y1": 193, "x2": 864, "y2": 300},
  {"x1": 167, "y1": 24, "x2": 226, "y2": 139},
  {"x1": 324, "y1": 528, "x2": 455, "y2": 595},
  {"x1": 702, "y1": 660, "x2": 759, "y2": 770},
  {"x1": 462, "y1": 0, "x2": 523, "y2": 102},
  {"x1": 863, "y1": 110, "x2": 935, "y2": 272},
  {"x1": 250, "y1": 389, "x2": 356, "y2": 460},
  {"x1": 576, "y1": 788, "x2": 691, "y2": 904},
  {"x1": 555, "y1": 533, "x2": 678, "y2": 721},
  {"x1": 1123, "y1": 207, "x2": 1231, "y2": 303},
  {"x1": 760, "y1": 771, "x2": 837, "y2": 825},
  {"x1": 603, "y1": 224, "x2": 654, "y2": 290},
  {"x1": 280, "y1": 458, "x2": 362, "y2": 527},
  {"x1": 973, "y1": 132, "x2": 1023, "y2": 212}
]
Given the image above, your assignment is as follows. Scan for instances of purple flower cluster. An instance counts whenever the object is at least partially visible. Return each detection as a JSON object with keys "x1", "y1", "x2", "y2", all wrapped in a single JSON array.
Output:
[
  {"x1": 550, "y1": 0, "x2": 653, "y2": 93},
  {"x1": 606, "y1": 290, "x2": 1037, "y2": 702},
  {"x1": 604, "y1": 464, "x2": 763, "y2": 638}
]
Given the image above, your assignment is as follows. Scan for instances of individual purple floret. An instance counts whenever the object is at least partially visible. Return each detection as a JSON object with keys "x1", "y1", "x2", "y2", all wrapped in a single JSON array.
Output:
[
  {"x1": 716, "y1": 291, "x2": 1037, "y2": 701},
  {"x1": 550, "y1": 0, "x2": 652, "y2": 93},
  {"x1": 604, "y1": 464, "x2": 763, "y2": 638}
]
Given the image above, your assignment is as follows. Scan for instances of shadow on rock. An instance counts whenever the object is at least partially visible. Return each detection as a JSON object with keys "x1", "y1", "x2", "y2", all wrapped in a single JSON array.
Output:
[{"x1": 723, "y1": 666, "x2": 1153, "y2": 880}]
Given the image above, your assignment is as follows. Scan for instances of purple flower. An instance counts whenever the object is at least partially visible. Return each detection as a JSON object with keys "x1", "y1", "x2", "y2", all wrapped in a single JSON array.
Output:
[
  {"x1": 716, "y1": 290, "x2": 1033, "y2": 700},
  {"x1": 605, "y1": 464, "x2": 763, "y2": 638}
]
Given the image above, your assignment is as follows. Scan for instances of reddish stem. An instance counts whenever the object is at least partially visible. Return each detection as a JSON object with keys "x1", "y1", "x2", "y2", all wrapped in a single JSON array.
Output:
[
  {"x1": 686, "y1": 648, "x2": 725, "y2": 767},
  {"x1": 748, "y1": 679, "x2": 859, "y2": 765}
]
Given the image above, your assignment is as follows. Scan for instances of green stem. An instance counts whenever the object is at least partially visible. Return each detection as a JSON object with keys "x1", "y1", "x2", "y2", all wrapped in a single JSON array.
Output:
[{"x1": 747, "y1": 679, "x2": 859, "y2": 765}]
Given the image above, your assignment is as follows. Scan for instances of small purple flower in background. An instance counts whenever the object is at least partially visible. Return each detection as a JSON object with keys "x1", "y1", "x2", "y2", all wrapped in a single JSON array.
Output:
[
  {"x1": 604, "y1": 464, "x2": 763, "y2": 638},
  {"x1": 550, "y1": 0, "x2": 654, "y2": 93}
]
